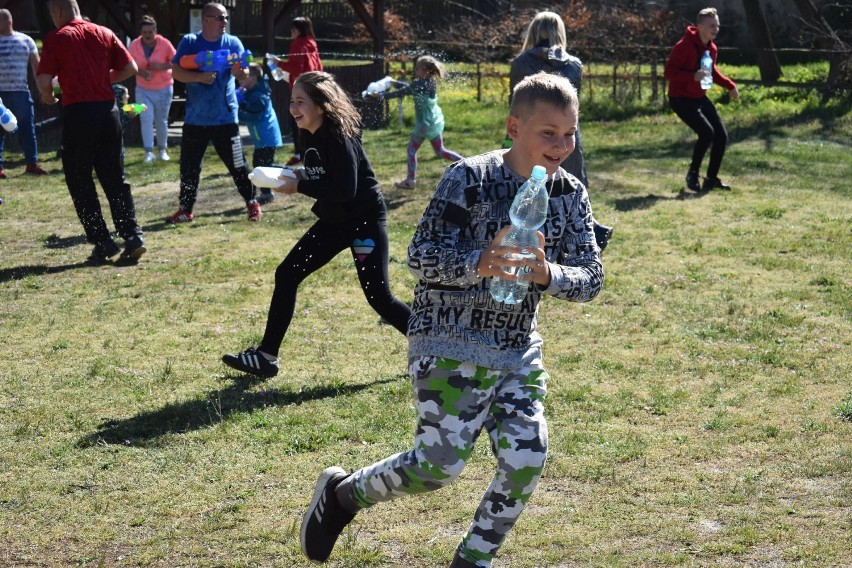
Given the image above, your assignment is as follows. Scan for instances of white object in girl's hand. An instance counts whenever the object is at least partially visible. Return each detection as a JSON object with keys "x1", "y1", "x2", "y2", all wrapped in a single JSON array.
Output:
[
  {"x1": 362, "y1": 76, "x2": 396, "y2": 98},
  {"x1": 249, "y1": 166, "x2": 295, "y2": 188}
]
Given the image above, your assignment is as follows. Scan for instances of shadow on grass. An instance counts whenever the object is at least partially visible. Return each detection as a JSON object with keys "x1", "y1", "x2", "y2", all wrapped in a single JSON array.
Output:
[
  {"x1": 76, "y1": 374, "x2": 403, "y2": 448},
  {"x1": 0, "y1": 261, "x2": 94, "y2": 283},
  {"x1": 613, "y1": 189, "x2": 710, "y2": 212},
  {"x1": 383, "y1": 190, "x2": 422, "y2": 213},
  {"x1": 593, "y1": 98, "x2": 851, "y2": 183},
  {"x1": 42, "y1": 233, "x2": 88, "y2": 249},
  {"x1": 138, "y1": 202, "x2": 300, "y2": 234}
]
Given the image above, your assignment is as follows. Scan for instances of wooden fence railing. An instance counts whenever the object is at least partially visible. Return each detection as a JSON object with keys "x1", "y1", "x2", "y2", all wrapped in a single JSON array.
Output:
[{"x1": 9, "y1": 55, "x2": 839, "y2": 154}]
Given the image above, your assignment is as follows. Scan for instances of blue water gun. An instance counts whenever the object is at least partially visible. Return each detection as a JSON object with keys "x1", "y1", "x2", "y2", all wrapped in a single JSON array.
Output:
[
  {"x1": 180, "y1": 49, "x2": 253, "y2": 72},
  {"x1": 227, "y1": 50, "x2": 253, "y2": 69}
]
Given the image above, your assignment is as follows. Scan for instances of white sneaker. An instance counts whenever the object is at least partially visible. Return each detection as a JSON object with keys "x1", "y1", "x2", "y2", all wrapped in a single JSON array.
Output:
[
  {"x1": 143, "y1": 152, "x2": 156, "y2": 165},
  {"x1": 158, "y1": 149, "x2": 170, "y2": 161}
]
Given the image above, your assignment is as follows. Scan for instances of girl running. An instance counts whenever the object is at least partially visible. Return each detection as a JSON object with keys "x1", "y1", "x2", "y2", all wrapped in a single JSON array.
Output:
[
  {"x1": 375, "y1": 56, "x2": 462, "y2": 189},
  {"x1": 223, "y1": 71, "x2": 410, "y2": 378}
]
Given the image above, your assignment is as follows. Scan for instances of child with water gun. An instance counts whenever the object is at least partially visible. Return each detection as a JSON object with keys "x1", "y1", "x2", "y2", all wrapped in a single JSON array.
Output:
[
  {"x1": 113, "y1": 84, "x2": 145, "y2": 169},
  {"x1": 238, "y1": 62, "x2": 283, "y2": 205},
  {"x1": 371, "y1": 56, "x2": 462, "y2": 190}
]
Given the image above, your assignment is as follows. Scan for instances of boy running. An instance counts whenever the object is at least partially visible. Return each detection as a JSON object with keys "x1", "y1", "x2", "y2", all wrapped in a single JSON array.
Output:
[{"x1": 300, "y1": 71, "x2": 604, "y2": 567}]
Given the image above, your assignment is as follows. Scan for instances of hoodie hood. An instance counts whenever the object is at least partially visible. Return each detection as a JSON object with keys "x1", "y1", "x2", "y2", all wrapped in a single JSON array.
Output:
[
  {"x1": 509, "y1": 43, "x2": 584, "y2": 99},
  {"x1": 527, "y1": 45, "x2": 581, "y2": 72},
  {"x1": 683, "y1": 25, "x2": 712, "y2": 50}
]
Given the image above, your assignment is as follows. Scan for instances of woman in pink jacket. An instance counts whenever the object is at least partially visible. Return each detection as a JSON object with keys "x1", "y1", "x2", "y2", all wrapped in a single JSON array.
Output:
[
  {"x1": 129, "y1": 15, "x2": 176, "y2": 164},
  {"x1": 271, "y1": 17, "x2": 323, "y2": 165}
]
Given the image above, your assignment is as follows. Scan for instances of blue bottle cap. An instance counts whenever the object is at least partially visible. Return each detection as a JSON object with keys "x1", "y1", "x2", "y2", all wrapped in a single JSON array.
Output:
[{"x1": 531, "y1": 165, "x2": 546, "y2": 180}]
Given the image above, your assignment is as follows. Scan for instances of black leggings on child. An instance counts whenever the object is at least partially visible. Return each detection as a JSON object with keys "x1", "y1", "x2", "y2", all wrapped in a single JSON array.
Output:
[
  {"x1": 252, "y1": 146, "x2": 276, "y2": 169},
  {"x1": 258, "y1": 212, "x2": 411, "y2": 356}
]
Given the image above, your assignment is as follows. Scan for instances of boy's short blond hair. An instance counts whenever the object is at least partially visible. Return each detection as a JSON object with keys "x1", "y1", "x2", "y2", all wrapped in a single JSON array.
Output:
[
  {"x1": 697, "y1": 7, "x2": 718, "y2": 24},
  {"x1": 509, "y1": 71, "x2": 578, "y2": 118}
]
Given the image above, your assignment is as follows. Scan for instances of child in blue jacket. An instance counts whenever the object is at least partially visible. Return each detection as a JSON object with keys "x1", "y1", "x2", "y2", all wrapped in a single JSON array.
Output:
[{"x1": 239, "y1": 63, "x2": 283, "y2": 204}]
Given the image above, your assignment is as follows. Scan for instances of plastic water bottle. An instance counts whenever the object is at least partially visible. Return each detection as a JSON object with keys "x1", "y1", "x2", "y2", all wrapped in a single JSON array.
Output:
[
  {"x1": 0, "y1": 100, "x2": 18, "y2": 133},
  {"x1": 265, "y1": 53, "x2": 287, "y2": 82},
  {"x1": 489, "y1": 165, "x2": 549, "y2": 304},
  {"x1": 700, "y1": 50, "x2": 713, "y2": 90}
]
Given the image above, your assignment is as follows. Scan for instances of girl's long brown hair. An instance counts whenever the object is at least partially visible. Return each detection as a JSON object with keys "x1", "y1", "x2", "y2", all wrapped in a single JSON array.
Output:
[{"x1": 294, "y1": 71, "x2": 361, "y2": 140}]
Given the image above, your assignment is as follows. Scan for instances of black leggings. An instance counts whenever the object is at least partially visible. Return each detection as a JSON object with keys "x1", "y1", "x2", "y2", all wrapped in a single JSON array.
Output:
[
  {"x1": 179, "y1": 123, "x2": 255, "y2": 212},
  {"x1": 252, "y1": 146, "x2": 276, "y2": 169},
  {"x1": 669, "y1": 96, "x2": 728, "y2": 179},
  {"x1": 259, "y1": 214, "x2": 411, "y2": 356}
]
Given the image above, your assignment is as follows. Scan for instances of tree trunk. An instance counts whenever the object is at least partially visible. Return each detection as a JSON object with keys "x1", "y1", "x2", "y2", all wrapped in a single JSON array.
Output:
[
  {"x1": 789, "y1": 0, "x2": 851, "y2": 96},
  {"x1": 741, "y1": 0, "x2": 782, "y2": 83}
]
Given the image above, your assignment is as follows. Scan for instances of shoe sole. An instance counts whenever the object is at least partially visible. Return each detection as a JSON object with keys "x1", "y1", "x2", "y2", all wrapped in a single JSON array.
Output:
[
  {"x1": 122, "y1": 245, "x2": 147, "y2": 262},
  {"x1": 300, "y1": 466, "x2": 346, "y2": 561},
  {"x1": 87, "y1": 247, "x2": 120, "y2": 265},
  {"x1": 221, "y1": 355, "x2": 278, "y2": 378}
]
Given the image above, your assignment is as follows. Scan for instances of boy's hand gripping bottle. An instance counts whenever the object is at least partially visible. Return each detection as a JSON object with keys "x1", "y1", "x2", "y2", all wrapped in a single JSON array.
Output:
[{"x1": 489, "y1": 165, "x2": 549, "y2": 305}]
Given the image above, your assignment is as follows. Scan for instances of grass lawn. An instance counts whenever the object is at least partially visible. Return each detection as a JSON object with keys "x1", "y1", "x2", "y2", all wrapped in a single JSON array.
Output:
[{"x1": 0, "y1": 64, "x2": 850, "y2": 567}]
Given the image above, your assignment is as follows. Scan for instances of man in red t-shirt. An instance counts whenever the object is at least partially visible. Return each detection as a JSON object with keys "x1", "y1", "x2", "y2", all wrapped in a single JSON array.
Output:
[
  {"x1": 36, "y1": 0, "x2": 147, "y2": 264},
  {"x1": 665, "y1": 7, "x2": 740, "y2": 193}
]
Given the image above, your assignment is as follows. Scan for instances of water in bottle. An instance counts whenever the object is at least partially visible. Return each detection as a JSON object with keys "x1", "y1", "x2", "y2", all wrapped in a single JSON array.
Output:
[
  {"x1": 489, "y1": 165, "x2": 549, "y2": 305},
  {"x1": 700, "y1": 50, "x2": 713, "y2": 90},
  {"x1": 265, "y1": 53, "x2": 287, "y2": 82},
  {"x1": 0, "y1": 99, "x2": 18, "y2": 133}
]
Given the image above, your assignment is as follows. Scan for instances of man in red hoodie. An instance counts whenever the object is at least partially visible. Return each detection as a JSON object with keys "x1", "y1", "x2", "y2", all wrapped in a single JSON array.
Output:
[{"x1": 665, "y1": 7, "x2": 740, "y2": 192}]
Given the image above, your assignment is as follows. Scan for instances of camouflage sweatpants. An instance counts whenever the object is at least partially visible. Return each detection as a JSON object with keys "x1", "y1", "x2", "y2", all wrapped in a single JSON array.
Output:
[{"x1": 345, "y1": 355, "x2": 549, "y2": 567}]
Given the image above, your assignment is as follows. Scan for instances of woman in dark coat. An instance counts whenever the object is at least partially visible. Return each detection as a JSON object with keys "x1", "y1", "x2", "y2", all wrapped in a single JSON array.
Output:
[{"x1": 509, "y1": 11, "x2": 613, "y2": 251}]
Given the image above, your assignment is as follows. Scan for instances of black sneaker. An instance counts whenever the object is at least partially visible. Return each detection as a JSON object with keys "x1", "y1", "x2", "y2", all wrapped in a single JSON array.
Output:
[
  {"x1": 121, "y1": 235, "x2": 147, "y2": 262},
  {"x1": 685, "y1": 170, "x2": 701, "y2": 192},
  {"x1": 87, "y1": 239, "x2": 121, "y2": 264},
  {"x1": 255, "y1": 190, "x2": 275, "y2": 205},
  {"x1": 702, "y1": 177, "x2": 731, "y2": 191},
  {"x1": 222, "y1": 347, "x2": 279, "y2": 378},
  {"x1": 593, "y1": 222, "x2": 614, "y2": 252},
  {"x1": 301, "y1": 466, "x2": 355, "y2": 563}
]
